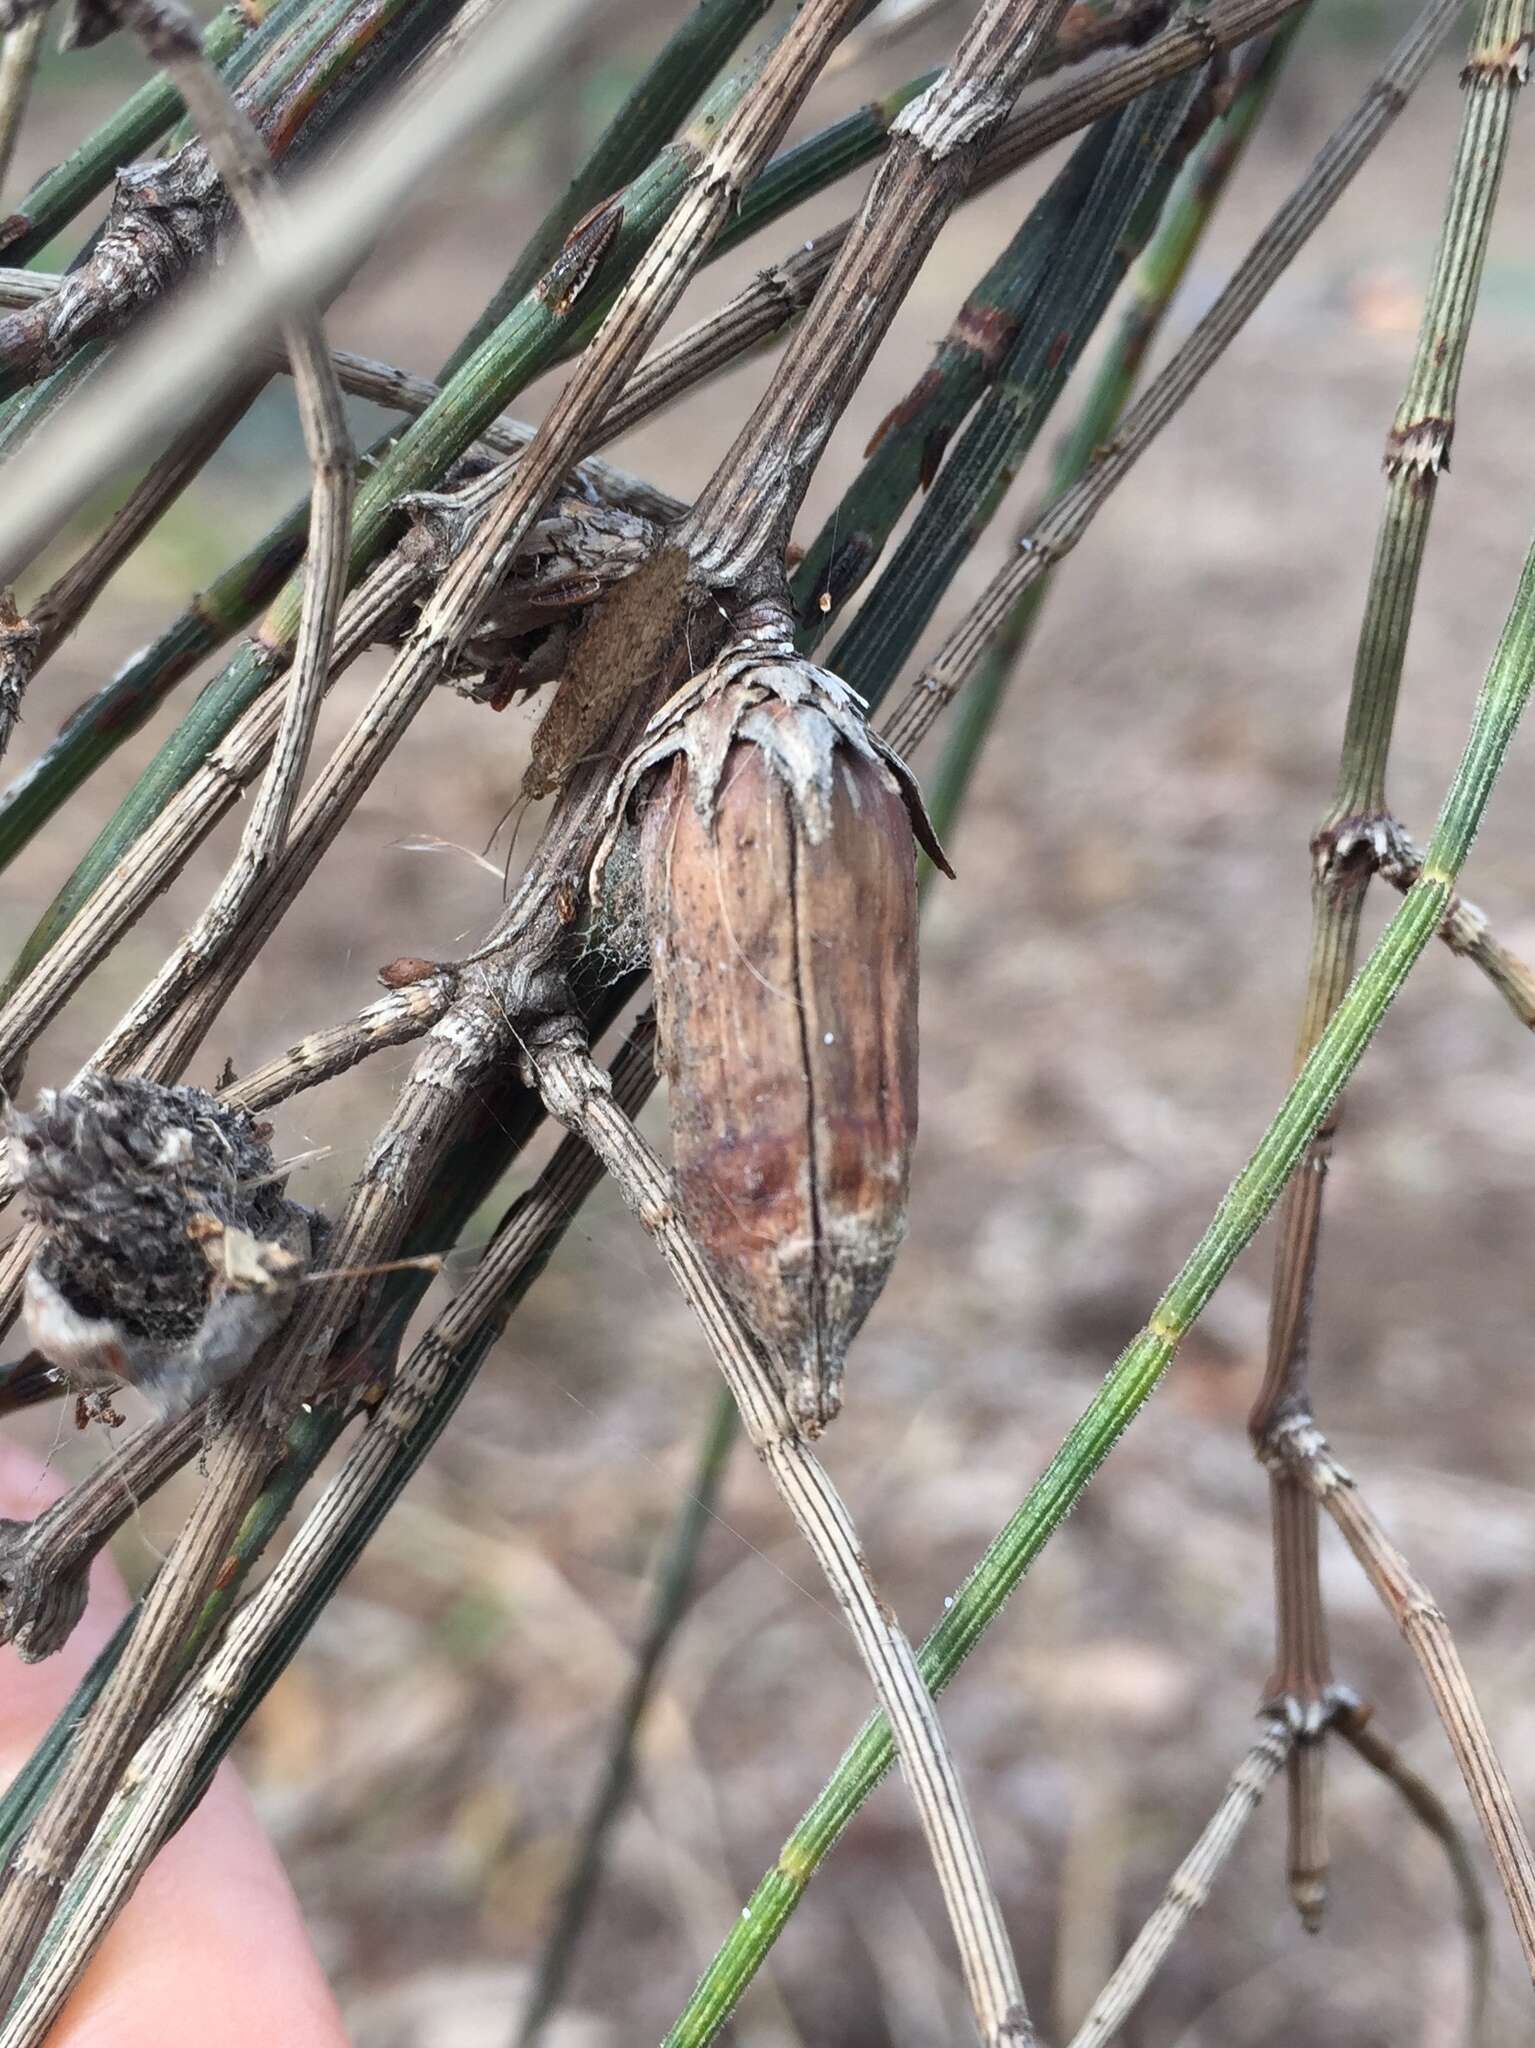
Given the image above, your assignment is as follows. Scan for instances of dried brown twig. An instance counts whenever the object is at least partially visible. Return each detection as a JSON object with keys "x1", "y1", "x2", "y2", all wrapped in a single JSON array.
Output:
[
  {"x1": 1267, "y1": 1418, "x2": 1535, "y2": 1982},
  {"x1": 5, "y1": 0, "x2": 864, "y2": 1099},
  {"x1": 1057, "y1": 1700, "x2": 1493, "y2": 2048},
  {"x1": 531, "y1": 1032, "x2": 1030, "y2": 2048},
  {"x1": 682, "y1": 0, "x2": 1083, "y2": 589},
  {"x1": 0, "y1": 1408, "x2": 209, "y2": 1660},
  {"x1": 0, "y1": 1379, "x2": 296, "y2": 2006},
  {"x1": 1246, "y1": 0, "x2": 1532, "y2": 1931},
  {"x1": 92, "y1": 0, "x2": 354, "y2": 1056},
  {"x1": 1066, "y1": 1722, "x2": 1293, "y2": 2048}
]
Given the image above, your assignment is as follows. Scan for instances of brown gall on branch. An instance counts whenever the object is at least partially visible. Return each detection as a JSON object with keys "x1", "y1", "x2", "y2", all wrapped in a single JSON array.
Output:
[
  {"x1": 592, "y1": 612, "x2": 948, "y2": 1435},
  {"x1": 5, "y1": 1075, "x2": 315, "y2": 1420}
]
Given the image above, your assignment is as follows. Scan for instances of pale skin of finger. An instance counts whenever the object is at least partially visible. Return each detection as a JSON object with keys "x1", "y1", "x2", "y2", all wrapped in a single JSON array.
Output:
[{"x1": 0, "y1": 1438, "x2": 349, "y2": 2047}]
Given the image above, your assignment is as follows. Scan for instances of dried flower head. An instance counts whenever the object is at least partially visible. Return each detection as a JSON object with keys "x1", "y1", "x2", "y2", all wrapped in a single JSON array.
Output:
[{"x1": 7, "y1": 1076, "x2": 313, "y2": 1418}]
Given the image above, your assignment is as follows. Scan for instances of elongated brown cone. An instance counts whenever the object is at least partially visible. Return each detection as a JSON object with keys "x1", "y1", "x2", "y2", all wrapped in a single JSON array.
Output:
[{"x1": 625, "y1": 638, "x2": 934, "y2": 1434}]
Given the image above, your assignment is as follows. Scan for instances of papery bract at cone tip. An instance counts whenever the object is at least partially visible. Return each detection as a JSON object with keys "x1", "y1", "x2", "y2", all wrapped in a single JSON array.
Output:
[{"x1": 593, "y1": 625, "x2": 951, "y2": 892}]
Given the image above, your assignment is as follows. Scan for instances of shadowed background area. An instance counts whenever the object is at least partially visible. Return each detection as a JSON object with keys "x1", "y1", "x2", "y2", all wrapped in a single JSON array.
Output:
[{"x1": 3, "y1": 0, "x2": 1535, "y2": 2041}]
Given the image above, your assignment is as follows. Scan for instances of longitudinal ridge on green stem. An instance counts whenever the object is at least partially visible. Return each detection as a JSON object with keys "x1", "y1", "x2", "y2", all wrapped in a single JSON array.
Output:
[
  {"x1": 830, "y1": 64, "x2": 1212, "y2": 704},
  {"x1": 922, "y1": 23, "x2": 1303, "y2": 864},
  {"x1": 879, "y1": 0, "x2": 1463, "y2": 756},
  {"x1": 789, "y1": 106, "x2": 1119, "y2": 644}
]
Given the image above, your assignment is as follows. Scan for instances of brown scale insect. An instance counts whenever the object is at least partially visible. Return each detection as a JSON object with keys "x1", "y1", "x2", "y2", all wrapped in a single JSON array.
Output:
[
  {"x1": 534, "y1": 195, "x2": 624, "y2": 319},
  {"x1": 522, "y1": 544, "x2": 689, "y2": 801}
]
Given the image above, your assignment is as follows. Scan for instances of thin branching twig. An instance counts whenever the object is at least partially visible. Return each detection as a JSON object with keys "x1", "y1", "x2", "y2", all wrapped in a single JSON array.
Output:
[
  {"x1": 1246, "y1": 0, "x2": 1532, "y2": 1926},
  {"x1": 1065, "y1": 1722, "x2": 1293, "y2": 2048},
  {"x1": 1268, "y1": 1420, "x2": 1535, "y2": 1979},
  {"x1": 532, "y1": 1035, "x2": 1031, "y2": 2048},
  {"x1": 0, "y1": 1410, "x2": 209, "y2": 1660}
]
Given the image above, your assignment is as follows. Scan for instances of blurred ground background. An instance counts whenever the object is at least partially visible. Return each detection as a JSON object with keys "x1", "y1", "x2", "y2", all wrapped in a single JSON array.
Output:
[{"x1": 4, "y1": 0, "x2": 1535, "y2": 2042}]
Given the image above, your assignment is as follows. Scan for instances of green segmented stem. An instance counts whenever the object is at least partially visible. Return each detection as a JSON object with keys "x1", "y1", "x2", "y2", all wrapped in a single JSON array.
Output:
[
  {"x1": 923, "y1": 24, "x2": 1301, "y2": 863},
  {"x1": 831, "y1": 65, "x2": 1211, "y2": 705},
  {"x1": 1250, "y1": 0, "x2": 1534, "y2": 1925},
  {"x1": 789, "y1": 109, "x2": 1117, "y2": 643},
  {"x1": 442, "y1": 0, "x2": 778, "y2": 377}
]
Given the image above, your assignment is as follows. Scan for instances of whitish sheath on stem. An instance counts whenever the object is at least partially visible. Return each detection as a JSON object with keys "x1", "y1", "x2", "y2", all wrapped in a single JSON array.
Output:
[{"x1": 1065, "y1": 1724, "x2": 1293, "y2": 2048}]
